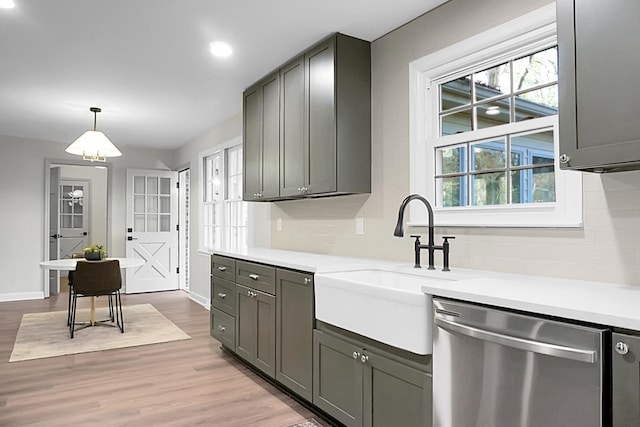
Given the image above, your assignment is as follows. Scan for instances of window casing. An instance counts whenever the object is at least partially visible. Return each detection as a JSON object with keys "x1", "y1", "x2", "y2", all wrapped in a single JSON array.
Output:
[
  {"x1": 201, "y1": 141, "x2": 248, "y2": 252},
  {"x1": 409, "y1": 5, "x2": 582, "y2": 227}
]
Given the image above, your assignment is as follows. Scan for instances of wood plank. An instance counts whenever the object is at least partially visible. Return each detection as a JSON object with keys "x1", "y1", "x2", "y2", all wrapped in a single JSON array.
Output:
[{"x1": 0, "y1": 291, "x2": 329, "y2": 426}]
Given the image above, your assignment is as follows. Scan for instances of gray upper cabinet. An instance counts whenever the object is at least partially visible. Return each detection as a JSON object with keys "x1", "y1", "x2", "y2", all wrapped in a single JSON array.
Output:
[
  {"x1": 557, "y1": 0, "x2": 640, "y2": 172},
  {"x1": 243, "y1": 32, "x2": 371, "y2": 201},
  {"x1": 279, "y1": 56, "x2": 306, "y2": 198},
  {"x1": 243, "y1": 72, "x2": 280, "y2": 201}
]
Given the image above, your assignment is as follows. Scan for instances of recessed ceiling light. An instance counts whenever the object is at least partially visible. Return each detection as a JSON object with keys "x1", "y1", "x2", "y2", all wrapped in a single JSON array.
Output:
[
  {"x1": 209, "y1": 41, "x2": 233, "y2": 58},
  {"x1": 0, "y1": 0, "x2": 15, "y2": 9}
]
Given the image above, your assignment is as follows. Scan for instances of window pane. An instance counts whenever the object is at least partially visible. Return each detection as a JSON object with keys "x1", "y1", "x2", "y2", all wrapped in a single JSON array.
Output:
[
  {"x1": 436, "y1": 144, "x2": 466, "y2": 175},
  {"x1": 134, "y1": 214, "x2": 145, "y2": 232},
  {"x1": 160, "y1": 195, "x2": 170, "y2": 213},
  {"x1": 511, "y1": 130, "x2": 555, "y2": 167},
  {"x1": 441, "y1": 110, "x2": 472, "y2": 136},
  {"x1": 147, "y1": 195, "x2": 158, "y2": 213},
  {"x1": 73, "y1": 215, "x2": 83, "y2": 228},
  {"x1": 436, "y1": 176, "x2": 467, "y2": 207},
  {"x1": 147, "y1": 214, "x2": 158, "y2": 232},
  {"x1": 160, "y1": 214, "x2": 170, "y2": 232},
  {"x1": 514, "y1": 85, "x2": 558, "y2": 121},
  {"x1": 474, "y1": 62, "x2": 510, "y2": 101},
  {"x1": 134, "y1": 176, "x2": 145, "y2": 194},
  {"x1": 160, "y1": 177, "x2": 171, "y2": 195},
  {"x1": 511, "y1": 166, "x2": 556, "y2": 204},
  {"x1": 440, "y1": 76, "x2": 471, "y2": 112},
  {"x1": 471, "y1": 172, "x2": 507, "y2": 206},
  {"x1": 477, "y1": 99, "x2": 510, "y2": 129},
  {"x1": 134, "y1": 195, "x2": 145, "y2": 213},
  {"x1": 147, "y1": 177, "x2": 158, "y2": 194},
  {"x1": 513, "y1": 46, "x2": 558, "y2": 92},
  {"x1": 471, "y1": 139, "x2": 506, "y2": 172}
]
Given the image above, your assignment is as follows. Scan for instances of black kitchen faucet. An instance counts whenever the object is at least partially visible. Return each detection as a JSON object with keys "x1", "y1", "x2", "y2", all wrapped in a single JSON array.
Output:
[{"x1": 393, "y1": 194, "x2": 454, "y2": 271}]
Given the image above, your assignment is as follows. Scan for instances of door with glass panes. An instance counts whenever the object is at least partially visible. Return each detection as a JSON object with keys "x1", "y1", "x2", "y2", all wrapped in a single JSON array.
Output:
[
  {"x1": 58, "y1": 180, "x2": 90, "y2": 259},
  {"x1": 125, "y1": 169, "x2": 178, "y2": 293}
]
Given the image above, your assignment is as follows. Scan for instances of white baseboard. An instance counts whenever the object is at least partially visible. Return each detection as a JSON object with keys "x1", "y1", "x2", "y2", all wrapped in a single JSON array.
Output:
[
  {"x1": 188, "y1": 291, "x2": 210, "y2": 310},
  {"x1": 0, "y1": 292, "x2": 45, "y2": 302}
]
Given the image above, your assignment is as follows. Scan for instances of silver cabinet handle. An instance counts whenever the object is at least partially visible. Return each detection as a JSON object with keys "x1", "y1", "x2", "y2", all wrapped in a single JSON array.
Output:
[
  {"x1": 615, "y1": 342, "x2": 629, "y2": 355},
  {"x1": 217, "y1": 292, "x2": 226, "y2": 299},
  {"x1": 247, "y1": 290, "x2": 252, "y2": 297},
  {"x1": 352, "y1": 351, "x2": 360, "y2": 360},
  {"x1": 248, "y1": 273, "x2": 259, "y2": 280},
  {"x1": 246, "y1": 290, "x2": 257, "y2": 298},
  {"x1": 360, "y1": 354, "x2": 369, "y2": 364},
  {"x1": 217, "y1": 325, "x2": 226, "y2": 332},
  {"x1": 217, "y1": 266, "x2": 227, "y2": 271},
  {"x1": 304, "y1": 277, "x2": 312, "y2": 285},
  {"x1": 559, "y1": 153, "x2": 570, "y2": 164},
  {"x1": 434, "y1": 316, "x2": 597, "y2": 364}
]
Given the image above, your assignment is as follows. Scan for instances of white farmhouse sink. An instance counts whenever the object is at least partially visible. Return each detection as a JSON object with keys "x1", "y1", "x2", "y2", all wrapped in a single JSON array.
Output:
[{"x1": 314, "y1": 269, "x2": 455, "y2": 355}]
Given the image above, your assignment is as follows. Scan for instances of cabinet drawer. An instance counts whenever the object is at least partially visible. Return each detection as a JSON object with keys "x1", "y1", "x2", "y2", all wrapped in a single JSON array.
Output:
[
  {"x1": 236, "y1": 260, "x2": 276, "y2": 295},
  {"x1": 212, "y1": 277, "x2": 236, "y2": 316},
  {"x1": 211, "y1": 307, "x2": 235, "y2": 350},
  {"x1": 212, "y1": 255, "x2": 236, "y2": 281}
]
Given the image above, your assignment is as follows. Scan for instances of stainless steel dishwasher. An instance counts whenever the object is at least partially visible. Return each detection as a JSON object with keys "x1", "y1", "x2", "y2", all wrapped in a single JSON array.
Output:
[{"x1": 432, "y1": 298, "x2": 607, "y2": 427}]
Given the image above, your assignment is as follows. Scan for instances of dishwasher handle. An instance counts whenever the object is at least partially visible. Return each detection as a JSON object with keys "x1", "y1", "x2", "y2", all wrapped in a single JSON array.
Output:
[{"x1": 434, "y1": 316, "x2": 597, "y2": 364}]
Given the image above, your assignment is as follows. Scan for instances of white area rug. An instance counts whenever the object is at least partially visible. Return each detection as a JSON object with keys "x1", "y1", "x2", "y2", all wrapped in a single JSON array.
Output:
[{"x1": 9, "y1": 303, "x2": 191, "y2": 362}]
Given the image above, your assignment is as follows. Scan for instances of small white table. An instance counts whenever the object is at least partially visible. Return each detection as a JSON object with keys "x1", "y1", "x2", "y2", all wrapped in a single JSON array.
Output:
[{"x1": 40, "y1": 258, "x2": 145, "y2": 325}]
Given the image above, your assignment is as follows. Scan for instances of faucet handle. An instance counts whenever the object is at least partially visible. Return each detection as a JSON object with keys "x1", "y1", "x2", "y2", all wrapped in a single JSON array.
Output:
[
  {"x1": 442, "y1": 236, "x2": 456, "y2": 243},
  {"x1": 410, "y1": 235, "x2": 421, "y2": 243}
]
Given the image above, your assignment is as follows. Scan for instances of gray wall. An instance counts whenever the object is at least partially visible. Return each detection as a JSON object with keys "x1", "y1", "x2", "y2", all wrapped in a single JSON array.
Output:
[
  {"x1": 0, "y1": 134, "x2": 174, "y2": 301},
  {"x1": 270, "y1": 0, "x2": 640, "y2": 286}
]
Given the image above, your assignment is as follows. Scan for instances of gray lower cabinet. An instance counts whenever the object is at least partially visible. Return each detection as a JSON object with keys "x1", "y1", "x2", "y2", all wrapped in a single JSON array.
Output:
[
  {"x1": 236, "y1": 283, "x2": 276, "y2": 378},
  {"x1": 612, "y1": 332, "x2": 640, "y2": 426},
  {"x1": 276, "y1": 269, "x2": 314, "y2": 401},
  {"x1": 557, "y1": 0, "x2": 640, "y2": 172},
  {"x1": 313, "y1": 330, "x2": 432, "y2": 427},
  {"x1": 210, "y1": 255, "x2": 236, "y2": 349}
]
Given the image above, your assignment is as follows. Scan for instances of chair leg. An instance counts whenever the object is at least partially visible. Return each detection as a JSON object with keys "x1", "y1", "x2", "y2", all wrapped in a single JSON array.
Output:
[
  {"x1": 67, "y1": 285, "x2": 73, "y2": 327},
  {"x1": 70, "y1": 292, "x2": 77, "y2": 339},
  {"x1": 108, "y1": 294, "x2": 115, "y2": 322},
  {"x1": 116, "y1": 290, "x2": 124, "y2": 333}
]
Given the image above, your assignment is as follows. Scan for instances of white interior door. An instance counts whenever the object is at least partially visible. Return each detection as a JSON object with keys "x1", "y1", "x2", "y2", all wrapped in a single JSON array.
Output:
[
  {"x1": 48, "y1": 167, "x2": 61, "y2": 295},
  {"x1": 126, "y1": 169, "x2": 179, "y2": 293},
  {"x1": 58, "y1": 180, "x2": 90, "y2": 259}
]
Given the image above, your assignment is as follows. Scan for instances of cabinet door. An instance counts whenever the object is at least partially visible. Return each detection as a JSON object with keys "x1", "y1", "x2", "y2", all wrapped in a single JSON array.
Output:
[
  {"x1": 364, "y1": 351, "x2": 432, "y2": 427},
  {"x1": 558, "y1": 0, "x2": 640, "y2": 171},
  {"x1": 305, "y1": 39, "x2": 337, "y2": 194},
  {"x1": 280, "y1": 56, "x2": 306, "y2": 197},
  {"x1": 254, "y1": 290, "x2": 276, "y2": 378},
  {"x1": 243, "y1": 83, "x2": 262, "y2": 200},
  {"x1": 260, "y1": 72, "x2": 280, "y2": 199},
  {"x1": 276, "y1": 269, "x2": 314, "y2": 401},
  {"x1": 612, "y1": 332, "x2": 640, "y2": 426},
  {"x1": 235, "y1": 284, "x2": 255, "y2": 362},
  {"x1": 313, "y1": 330, "x2": 364, "y2": 427}
]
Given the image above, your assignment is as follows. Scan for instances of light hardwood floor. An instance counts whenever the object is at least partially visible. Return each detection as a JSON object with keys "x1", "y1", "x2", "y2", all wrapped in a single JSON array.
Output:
[{"x1": 0, "y1": 291, "x2": 329, "y2": 426}]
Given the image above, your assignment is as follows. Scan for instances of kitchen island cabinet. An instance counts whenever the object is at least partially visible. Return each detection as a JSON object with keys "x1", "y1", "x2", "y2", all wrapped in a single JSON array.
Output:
[{"x1": 313, "y1": 328, "x2": 432, "y2": 427}]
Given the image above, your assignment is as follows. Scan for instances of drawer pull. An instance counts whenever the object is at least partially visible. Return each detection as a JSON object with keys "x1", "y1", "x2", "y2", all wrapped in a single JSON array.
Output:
[
  {"x1": 217, "y1": 266, "x2": 227, "y2": 272},
  {"x1": 217, "y1": 325, "x2": 226, "y2": 332},
  {"x1": 248, "y1": 273, "x2": 259, "y2": 281},
  {"x1": 304, "y1": 277, "x2": 312, "y2": 285},
  {"x1": 217, "y1": 292, "x2": 226, "y2": 299}
]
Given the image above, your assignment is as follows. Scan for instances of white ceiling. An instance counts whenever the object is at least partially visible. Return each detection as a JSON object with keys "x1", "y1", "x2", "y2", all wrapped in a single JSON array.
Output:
[{"x1": 0, "y1": 0, "x2": 447, "y2": 150}]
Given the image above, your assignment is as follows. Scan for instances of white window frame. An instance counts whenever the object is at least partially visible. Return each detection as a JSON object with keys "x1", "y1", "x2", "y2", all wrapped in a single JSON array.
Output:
[
  {"x1": 199, "y1": 136, "x2": 248, "y2": 253},
  {"x1": 409, "y1": 4, "x2": 582, "y2": 228}
]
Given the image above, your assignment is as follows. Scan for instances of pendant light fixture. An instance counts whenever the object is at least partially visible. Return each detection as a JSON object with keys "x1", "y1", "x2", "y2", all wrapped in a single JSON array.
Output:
[{"x1": 65, "y1": 107, "x2": 122, "y2": 162}]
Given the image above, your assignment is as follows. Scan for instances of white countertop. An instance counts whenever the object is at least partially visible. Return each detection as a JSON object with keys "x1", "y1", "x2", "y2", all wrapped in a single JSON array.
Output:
[{"x1": 214, "y1": 248, "x2": 640, "y2": 331}]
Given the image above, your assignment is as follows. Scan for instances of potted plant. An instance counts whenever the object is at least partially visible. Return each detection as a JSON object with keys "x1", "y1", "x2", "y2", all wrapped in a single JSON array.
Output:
[{"x1": 84, "y1": 244, "x2": 107, "y2": 261}]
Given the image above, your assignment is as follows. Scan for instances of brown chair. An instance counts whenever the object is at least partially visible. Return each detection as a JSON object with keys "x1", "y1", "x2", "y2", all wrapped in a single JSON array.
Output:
[
  {"x1": 66, "y1": 253, "x2": 85, "y2": 326},
  {"x1": 69, "y1": 260, "x2": 124, "y2": 338}
]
